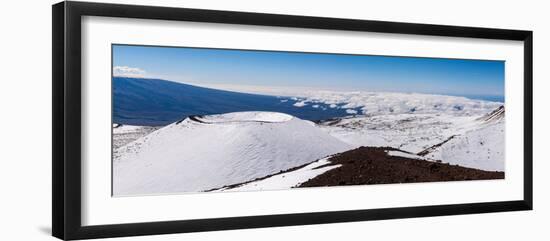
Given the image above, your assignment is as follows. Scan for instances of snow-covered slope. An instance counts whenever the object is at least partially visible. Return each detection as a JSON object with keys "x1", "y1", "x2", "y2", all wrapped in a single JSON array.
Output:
[
  {"x1": 112, "y1": 124, "x2": 159, "y2": 151},
  {"x1": 319, "y1": 105, "x2": 505, "y2": 171},
  {"x1": 420, "y1": 107, "x2": 505, "y2": 171},
  {"x1": 214, "y1": 157, "x2": 341, "y2": 192},
  {"x1": 286, "y1": 91, "x2": 504, "y2": 155},
  {"x1": 318, "y1": 113, "x2": 481, "y2": 153},
  {"x1": 113, "y1": 112, "x2": 352, "y2": 196},
  {"x1": 421, "y1": 122, "x2": 504, "y2": 171}
]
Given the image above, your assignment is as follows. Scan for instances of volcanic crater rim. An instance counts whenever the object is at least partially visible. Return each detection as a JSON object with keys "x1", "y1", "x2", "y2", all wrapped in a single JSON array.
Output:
[{"x1": 193, "y1": 111, "x2": 294, "y2": 124}]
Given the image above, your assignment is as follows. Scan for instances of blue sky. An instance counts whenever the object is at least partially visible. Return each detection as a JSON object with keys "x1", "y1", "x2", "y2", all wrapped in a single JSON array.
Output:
[{"x1": 113, "y1": 44, "x2": 505, "y2": 97}]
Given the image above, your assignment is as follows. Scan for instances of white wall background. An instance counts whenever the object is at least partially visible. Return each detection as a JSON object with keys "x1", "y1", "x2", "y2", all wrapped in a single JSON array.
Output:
[{"x1": 0, "y1": 0, "x2": 547, "y2": 240}]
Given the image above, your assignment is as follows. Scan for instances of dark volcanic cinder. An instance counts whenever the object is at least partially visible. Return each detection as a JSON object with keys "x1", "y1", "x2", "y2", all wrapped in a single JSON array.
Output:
[{"x1": 299, "y1": 147, "x2": 504, "y2": 188}]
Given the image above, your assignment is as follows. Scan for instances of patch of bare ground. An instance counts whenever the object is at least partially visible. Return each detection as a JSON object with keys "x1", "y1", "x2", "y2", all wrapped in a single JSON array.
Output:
[{"x1": 299, "y1": 146, "x2": 504, "y2": 188}]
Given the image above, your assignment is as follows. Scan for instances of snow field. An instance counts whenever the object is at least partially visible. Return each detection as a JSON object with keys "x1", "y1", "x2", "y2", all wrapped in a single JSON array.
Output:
[{"x1": 113, "y1": 112, "x2": 352, "y2": 195}]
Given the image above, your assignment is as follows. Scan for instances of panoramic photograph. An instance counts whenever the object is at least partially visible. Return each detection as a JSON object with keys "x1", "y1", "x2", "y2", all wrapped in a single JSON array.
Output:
[{"x1": 112, "y1": 44, "x2": 505, "y2": 196}]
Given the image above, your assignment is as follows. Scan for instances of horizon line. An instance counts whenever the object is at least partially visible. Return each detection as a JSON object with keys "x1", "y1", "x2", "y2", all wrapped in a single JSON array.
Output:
[{"x1": 112, "y1": 75, "x2": 504, "y2": 103}]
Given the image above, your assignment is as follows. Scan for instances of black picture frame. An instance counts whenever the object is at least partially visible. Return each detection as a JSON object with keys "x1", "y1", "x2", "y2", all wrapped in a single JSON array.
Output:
[{"x1": 52, "y1": 1, "x2": 533, "y2": 240}]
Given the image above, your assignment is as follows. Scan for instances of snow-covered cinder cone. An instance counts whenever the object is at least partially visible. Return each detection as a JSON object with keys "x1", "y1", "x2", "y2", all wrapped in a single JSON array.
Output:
[{"x1": 113, "y1": 111, "x2": 352, "y2": 196}]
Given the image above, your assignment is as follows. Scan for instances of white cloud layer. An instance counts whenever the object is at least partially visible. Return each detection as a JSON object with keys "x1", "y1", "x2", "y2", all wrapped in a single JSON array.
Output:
[
  {"x1": 191, "y1": 83, "x2": 502, "y2": 116},
  {"x1": 113, "y1": 66, "x2": 147, "y2": 78}
]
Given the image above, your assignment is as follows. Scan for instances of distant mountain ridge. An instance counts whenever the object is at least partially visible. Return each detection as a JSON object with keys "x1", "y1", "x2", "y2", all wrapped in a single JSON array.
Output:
[
  {"x1": 113, "y1": 77, "x2": 352, "y2": 126},
  {"x1": 113, "y1": 77, "x2": 503, "y2": 126}
]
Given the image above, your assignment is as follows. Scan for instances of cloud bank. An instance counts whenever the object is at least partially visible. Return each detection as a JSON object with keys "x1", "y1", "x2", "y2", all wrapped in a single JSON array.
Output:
[{"x1": 113, "y1": 66, "x2": 146, "y2": 78}]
